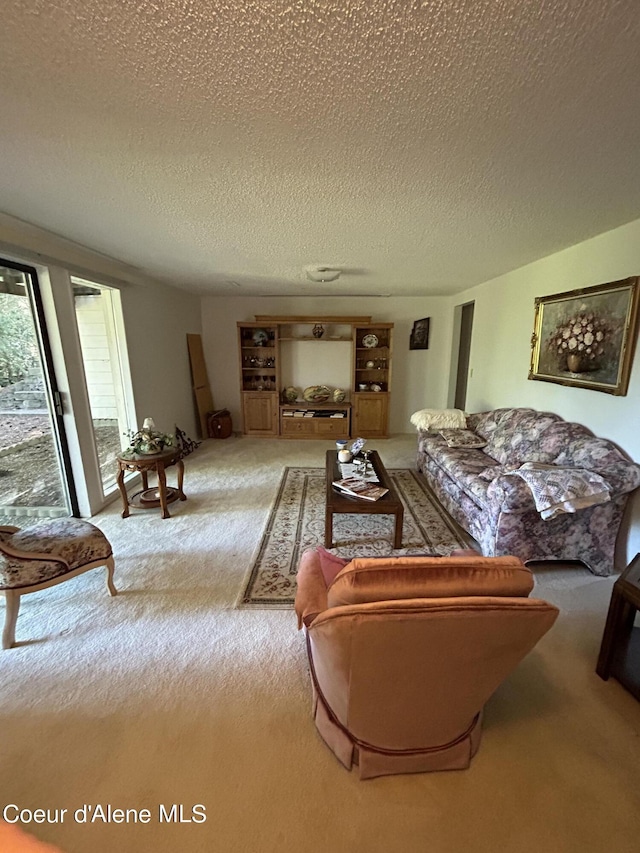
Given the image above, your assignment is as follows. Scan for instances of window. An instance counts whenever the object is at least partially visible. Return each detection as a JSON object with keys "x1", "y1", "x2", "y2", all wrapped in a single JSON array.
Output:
[{"x1": 72, "y1": 278, "x2": 135, "y2": 497}]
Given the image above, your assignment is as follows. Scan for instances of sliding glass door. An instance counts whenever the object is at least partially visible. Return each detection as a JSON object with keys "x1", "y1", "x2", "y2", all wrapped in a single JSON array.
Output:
[
  {"x1": 0, "y1": 261, "x2": 77, "y2": 522},
  {"x1": 72, "y1": 277, "x2": 133, "y2": 496}
]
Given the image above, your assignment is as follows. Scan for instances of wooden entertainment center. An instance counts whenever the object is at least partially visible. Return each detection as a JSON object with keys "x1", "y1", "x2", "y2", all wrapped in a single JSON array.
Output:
[{"x1": 237, "y1": 316, "x2": 393, "y2": 438}]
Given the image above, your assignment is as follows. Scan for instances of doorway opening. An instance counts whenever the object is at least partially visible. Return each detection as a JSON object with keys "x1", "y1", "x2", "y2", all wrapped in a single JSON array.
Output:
[{"x1": 453, "y1": 301, "x2": 475, "y2": 411}]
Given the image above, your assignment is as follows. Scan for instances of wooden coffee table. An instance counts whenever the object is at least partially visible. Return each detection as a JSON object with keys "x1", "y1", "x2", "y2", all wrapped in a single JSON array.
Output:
[{"x1": 325, "y1": 450, "x2": 404, "y2": 549}]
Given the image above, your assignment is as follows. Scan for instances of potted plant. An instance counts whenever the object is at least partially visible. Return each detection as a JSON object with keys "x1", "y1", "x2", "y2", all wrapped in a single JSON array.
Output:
[{"x1": 123, "y1": 421, "x2": 174, "y2": 456}]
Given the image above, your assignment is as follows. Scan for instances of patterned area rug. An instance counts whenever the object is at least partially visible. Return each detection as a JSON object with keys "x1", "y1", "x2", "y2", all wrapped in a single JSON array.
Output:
[{"x1": 239, "y1": 466, "x2": 473, "y2": 607}]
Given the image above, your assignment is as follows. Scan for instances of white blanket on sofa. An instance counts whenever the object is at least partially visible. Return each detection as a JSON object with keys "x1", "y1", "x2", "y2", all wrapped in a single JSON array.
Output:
[
  {"x1": 410, "y1": 408, "x2": 466, "y2": 431},
  {"x1": 504, "y1": 462, "x2": 611, "y2": 520}
]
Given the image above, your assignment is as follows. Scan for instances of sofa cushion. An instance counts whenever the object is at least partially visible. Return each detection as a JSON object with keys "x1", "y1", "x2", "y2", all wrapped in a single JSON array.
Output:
[
  {"x1": 540, "y1": 425, "x2": 640, "y2": 494},
  {"x1": 481, "y1": 410, "x2": 565, "y2": 465},
  {"x1": 418, "y1": 433, "x2": 499, "y2": 507},
  {"x1": 327, "y1": 555, "x2": 534, "y2": 608},
  {"x1": 476, "y1": 409, "x2": 640, "y2": 487},
  {"x1": 469, "y1": 408, "x2": 533, "y2": 444},
  {"x1": 438, "y1": 428, "x2": 487, "y2": 449}
]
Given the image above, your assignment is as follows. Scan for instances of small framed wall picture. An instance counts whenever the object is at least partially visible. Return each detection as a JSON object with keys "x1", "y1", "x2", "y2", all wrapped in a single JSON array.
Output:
[{"x1": 410, "y1": 317, "x2": 430, "y2": 350}]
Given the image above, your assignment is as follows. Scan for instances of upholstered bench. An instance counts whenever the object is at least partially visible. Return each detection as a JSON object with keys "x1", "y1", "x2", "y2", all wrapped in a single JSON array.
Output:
[{"x1": 0, "y1": 519, "x2": 116, "y2": 649}]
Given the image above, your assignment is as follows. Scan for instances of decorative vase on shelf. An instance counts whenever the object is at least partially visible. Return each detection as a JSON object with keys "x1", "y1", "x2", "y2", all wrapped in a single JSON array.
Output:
[
  {"x1": 303, "y1": 385, "x2": 331, "y2": 402},
  {"x1": 312, "y1": 324, "x2": 325, "y2": 339}
]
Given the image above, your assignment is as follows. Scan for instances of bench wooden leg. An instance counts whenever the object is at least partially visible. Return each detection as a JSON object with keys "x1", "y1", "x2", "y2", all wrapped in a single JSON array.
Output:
[
  {"x1": 3, "y1": 590, "x2": 20, "y2": 650},
  {"x1": 104, "y1": 556, "x2": 118, "y2": 597}
]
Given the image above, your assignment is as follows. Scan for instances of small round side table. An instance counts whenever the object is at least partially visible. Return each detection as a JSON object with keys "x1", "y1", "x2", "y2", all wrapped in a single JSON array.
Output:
[{"x1": 116, "y1": 448, "x2": 187, "y2": 519}]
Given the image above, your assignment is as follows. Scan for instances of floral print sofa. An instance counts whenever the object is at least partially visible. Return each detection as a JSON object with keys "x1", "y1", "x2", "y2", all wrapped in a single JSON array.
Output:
[{"x1": 416, "y1": 408, "x2": 640, "y2": 576}]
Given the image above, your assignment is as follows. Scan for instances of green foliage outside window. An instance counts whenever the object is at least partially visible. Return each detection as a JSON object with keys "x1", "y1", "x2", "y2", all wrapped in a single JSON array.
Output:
[{"x1": 0, "y1": 293, "x2": 39, "y2": 387}]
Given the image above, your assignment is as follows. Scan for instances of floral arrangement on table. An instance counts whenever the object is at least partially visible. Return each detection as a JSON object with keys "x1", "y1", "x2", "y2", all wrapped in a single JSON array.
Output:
[
  {"x1": 546, "y1": 310, "x2": 620, "y2": 372},
  {"x1": 123, "y1": 420, "x2": 175, "y2": 456}
]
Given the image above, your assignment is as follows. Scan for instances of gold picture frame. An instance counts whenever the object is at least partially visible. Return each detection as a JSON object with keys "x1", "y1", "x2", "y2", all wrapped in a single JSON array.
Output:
[{"x1": 529, "y1": 276, "x2": 639, "y2": 395}]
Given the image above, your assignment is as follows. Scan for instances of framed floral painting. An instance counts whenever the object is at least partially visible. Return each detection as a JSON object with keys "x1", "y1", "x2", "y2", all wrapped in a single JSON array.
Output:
[{"x1": 529, "y1": 276, "x2": 639, "y2": 395}]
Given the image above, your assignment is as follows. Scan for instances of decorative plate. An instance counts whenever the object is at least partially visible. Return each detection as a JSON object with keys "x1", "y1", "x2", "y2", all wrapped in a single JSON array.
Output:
[
  {"x1": 284, "y1": 386, "x2": 299, "y2": 403},
  {"x1": 370, "y1": 383, "x2": 382, "y2": 392},
  {"x1": 362, "y1": 333, "x2": 379, "y2": 348},
  {"x1": 252, "y1": 328, "x2": 269, "y2": 346}
]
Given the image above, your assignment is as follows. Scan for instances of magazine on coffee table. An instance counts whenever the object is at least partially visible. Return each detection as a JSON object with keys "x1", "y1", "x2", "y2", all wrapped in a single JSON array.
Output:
[{"x1": 332, "y1": 477, "x2": 389, "y2": 501}]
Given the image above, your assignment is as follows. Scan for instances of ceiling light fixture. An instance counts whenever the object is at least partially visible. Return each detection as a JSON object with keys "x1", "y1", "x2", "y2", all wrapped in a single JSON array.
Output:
[{"x1": 305, "y1": 265, "x2": 341, "y2": 283}]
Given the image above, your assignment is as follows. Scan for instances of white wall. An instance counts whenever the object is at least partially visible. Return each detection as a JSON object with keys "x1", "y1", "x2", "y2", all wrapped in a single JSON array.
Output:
[
  {"x1": 117, "y1": 285, "x2": 201, "y2": 440},
  {"x1": 452, "y1": 217, "x2": 640, "y2": 562},
  {"x1": 200, "y1": 295, "x2": 452, "y2": 434},
  {"x1": 280, "y1": 339, "x2": 352, "y2": 396},
  {"x1": 74, "y1": 283, "x2": 202, "y2": 435}
]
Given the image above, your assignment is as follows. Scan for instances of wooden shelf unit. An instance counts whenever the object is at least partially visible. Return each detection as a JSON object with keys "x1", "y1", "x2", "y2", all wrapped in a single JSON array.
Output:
[
  {"x1": 280, "y1": 403, "x2": 351, "y2": 438},
  {"x1": 352, "y1": 322, "x2": 393, "y2": 439},
  {"x1": 238, "y1": 322, "x2": 279, "y2": 436},
  {"x1": 237, "y1": 317, "x2": 393, "y2": 438}
]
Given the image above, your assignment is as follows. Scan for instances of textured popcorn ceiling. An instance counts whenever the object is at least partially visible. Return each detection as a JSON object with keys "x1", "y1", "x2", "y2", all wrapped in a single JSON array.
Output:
[{"x1": 1, "y1": 1, "x2": 640, "y2": 296}]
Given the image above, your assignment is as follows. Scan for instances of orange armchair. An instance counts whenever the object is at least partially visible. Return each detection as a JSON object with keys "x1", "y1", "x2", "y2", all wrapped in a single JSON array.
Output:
[{"x1": 295, "y1": 550, "x2": 558, "y2": 779}]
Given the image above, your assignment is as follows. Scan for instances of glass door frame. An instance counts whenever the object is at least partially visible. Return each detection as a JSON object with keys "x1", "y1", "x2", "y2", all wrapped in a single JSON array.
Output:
[
  {"x1": 71, "y1": 276, "x2": 137, "y2": 498},
  {"x1": 0, "y1": 257, "x2": 80, "y2": 517}
]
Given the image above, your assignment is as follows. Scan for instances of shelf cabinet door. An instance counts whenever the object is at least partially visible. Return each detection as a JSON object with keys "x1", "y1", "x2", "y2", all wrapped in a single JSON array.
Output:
[
  {"x1": 242, "y1": 392, "x2": 279, "y2": 435},
  {"x1": 281, "y1": 418, "x2": 316, "y2": 436},
  {"x1": 315, "y1": 418, "x2": 350, "y2": 437},
  {"x1": 352, "y1": 393, "x2": 389, "y2": 438}
]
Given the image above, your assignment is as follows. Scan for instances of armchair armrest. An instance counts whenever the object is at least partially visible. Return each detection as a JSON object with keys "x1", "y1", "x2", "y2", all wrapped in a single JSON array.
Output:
[{"x1": 294, "y1": 549, "x2": 330, "y2": 629}]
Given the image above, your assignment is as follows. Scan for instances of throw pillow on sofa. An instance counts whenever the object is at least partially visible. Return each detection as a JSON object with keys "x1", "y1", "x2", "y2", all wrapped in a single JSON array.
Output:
[
  {"x1": 410, "y1": 408, "x2": 467, "y2": 431},
  {"x1": 438, "y1": 428, "x2": 487, "y2": 449}
]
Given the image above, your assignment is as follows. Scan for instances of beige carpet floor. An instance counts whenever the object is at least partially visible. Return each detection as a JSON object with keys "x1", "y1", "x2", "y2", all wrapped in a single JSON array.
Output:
[
  {"x1": 241, "y1": 466, "x2": 471, "y2": 605},
  {"x1": 2, "y1": 434, "x2": 640, "y2": 853}
]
